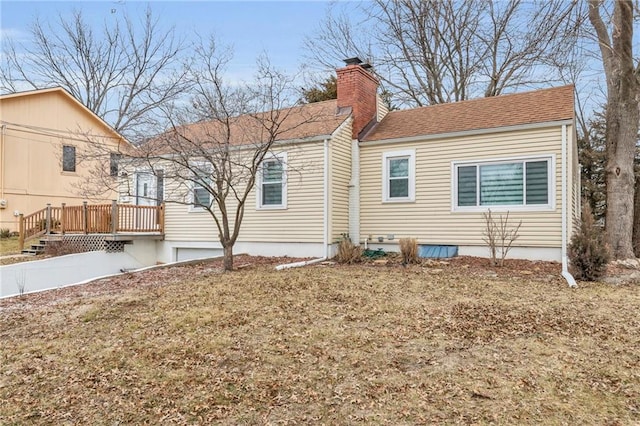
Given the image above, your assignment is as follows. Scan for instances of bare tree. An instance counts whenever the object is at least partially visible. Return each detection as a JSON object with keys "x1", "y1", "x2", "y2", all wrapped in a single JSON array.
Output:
[
  {"x1": 0, "y1": 7, "x2": 187, "y2": 140},
  {"x1": 305, "y1": 0, "x2": 580, "y2": 106},
  {"x1": 91, "y1": 39, "x2": 329, "y2": 271},
  {"x1": 588, "y1": 0, "x2": 639, "y2": 259}
]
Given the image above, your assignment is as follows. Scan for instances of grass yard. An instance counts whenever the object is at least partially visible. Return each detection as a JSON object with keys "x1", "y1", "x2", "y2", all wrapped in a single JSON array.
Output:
[
  {"x1": 0, "y1": 236, "x2": 41, "y2": 263},
  {"x1": 1, "y1": 257, "x2": 639, "y2": 424},
  {"x1": 0, "y1": 236, "x2": 23, "y2": 256}
]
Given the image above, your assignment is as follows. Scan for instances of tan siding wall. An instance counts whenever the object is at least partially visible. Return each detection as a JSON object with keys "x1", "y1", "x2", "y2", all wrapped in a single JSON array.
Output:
[
  {"x1": 0, "y1": 91, "x2": 122, "y2": 231},
  {"x1": 376, "y1": 94, "x2": 389, "y2": 122},
  {"x1": 163, "y1": 142, "x2": 326, "y2": 243},
  {"x1": 359, "y1": 126, "x2": 565, "y2": 248},
  {"x1": 329, "y1": 123, "x2": 351, "y2": 242},
  {"x1": 569, "y1": 124, "x2": 580, "y2": 235}
]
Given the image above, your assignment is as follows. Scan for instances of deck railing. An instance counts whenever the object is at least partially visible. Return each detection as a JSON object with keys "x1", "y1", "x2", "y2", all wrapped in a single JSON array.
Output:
[{"x1": 19, "y1": 201, "x2": 164, "y2": 250}]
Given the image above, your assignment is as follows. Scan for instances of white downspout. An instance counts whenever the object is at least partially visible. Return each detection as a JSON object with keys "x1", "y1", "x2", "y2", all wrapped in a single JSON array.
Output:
[
  {"x1": 323, "y1": 138, "x2": 330, "y2": 258},
  {"x1": 275, "y1": 138, "x2": 330, "y2": 271},
  {"x1": 349, "y1": 138, "x2": 360, "y2": 245},
  {"x1": 561, "y1": 124, "x2": 577, "y2": 287}
]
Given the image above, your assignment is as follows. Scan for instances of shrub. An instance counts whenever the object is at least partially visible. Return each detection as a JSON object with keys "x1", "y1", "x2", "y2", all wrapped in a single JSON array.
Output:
[
  {"x1": 482, "y1": 210, "x2": 522, "y2": 267},
  {"x1": 399, "y1": 238, "x2": 418, "y2": 264},
  {"x1": 0, "y1": 228, "x2": 11, "y2": 239},
  {"x1": 568, "y1": 203, "x2": 610, "y2": 281},
  {"x1": 335, "y1": 237, "x2": 362, "y2": 264}
]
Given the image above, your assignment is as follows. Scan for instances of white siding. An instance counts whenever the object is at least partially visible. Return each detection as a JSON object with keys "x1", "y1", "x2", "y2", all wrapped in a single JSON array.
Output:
[
  {"x1": 376, "y1": 94, "x2": 389, "y2": 122},
  {"x1": 162, "y1": 142, "x2": 325, "y2": 244},
  {"x1": 359, "y1": 126, "x2": 566, "y2": 248},
  {"x1": 569, "y1": 124, "x2": 580, "y2": 235},
  {"x1": 329, "y1": 122, "x2": 352, "y2": 242}
]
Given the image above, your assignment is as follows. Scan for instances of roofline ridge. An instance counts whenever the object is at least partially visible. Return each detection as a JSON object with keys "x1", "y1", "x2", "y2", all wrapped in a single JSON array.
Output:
[{"x1": 386, "y1": 85, "x2": 575, "y2": 115}]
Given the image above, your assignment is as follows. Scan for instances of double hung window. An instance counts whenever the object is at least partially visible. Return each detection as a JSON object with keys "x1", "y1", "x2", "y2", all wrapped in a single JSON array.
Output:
[
  {"x1": 454, "y1": 156, "x2": 553, "y2": 210},
  {"x1": 258, "y1": 153, "x2": 287, "y2": 209},
  {"x1": 191, "y1": 164, "x2": 212, "y2": 211},
  {"x1": 382, "y1": 150, "x2": 415, "y2": 202}
]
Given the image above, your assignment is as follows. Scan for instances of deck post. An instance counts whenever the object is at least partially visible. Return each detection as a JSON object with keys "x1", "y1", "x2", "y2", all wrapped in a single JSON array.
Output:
[
  {"x1": 45, "y1": 203, "x2": 52, "y2": 235},
  {"x1": 83, "y1": 201, "x2": 88, "y2": 234},
  {"x1": 61, "y1": 203, "x2": 66, "y2": 235},
  {"x1": 18, "y1": 213, "x2": 25, "y2": 251},
  {"x1": 159, "y1": 203, "x2": 165, "y2": 233},
  {"x1": 111, "y1": 200, "x2": 118, "y2": 234}
]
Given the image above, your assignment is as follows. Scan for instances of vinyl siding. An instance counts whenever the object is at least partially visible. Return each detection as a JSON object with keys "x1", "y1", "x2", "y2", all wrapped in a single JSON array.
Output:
[
  {"x1": 162, "y1": 142, "x2": 325, "y2": 243},
  {"x1": 0, "y1": 90, "x2": 123, "y2": 231},
  {"x1": 359, "y1": 126, "x2": 567, "y2": 248},
  {"x1": 376, "y1": 94, "x2": 389, "y2": 122},
  {"x1": 569, "y1": 125, "x2": 580, "y2": 234},
  {"x1": 329, "y1": 121, "x2": 352, "y2": 242}
]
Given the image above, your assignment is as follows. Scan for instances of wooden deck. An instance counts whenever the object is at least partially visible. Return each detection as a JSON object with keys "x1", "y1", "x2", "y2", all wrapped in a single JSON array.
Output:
[{"x1": 19, "y1": 201, "x2": 164, "y2": 251}]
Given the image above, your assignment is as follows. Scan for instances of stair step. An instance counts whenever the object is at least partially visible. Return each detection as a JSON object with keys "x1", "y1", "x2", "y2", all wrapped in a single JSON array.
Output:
[{"x1": 21, "y1": 249, "x2": 41, "y2": 255}]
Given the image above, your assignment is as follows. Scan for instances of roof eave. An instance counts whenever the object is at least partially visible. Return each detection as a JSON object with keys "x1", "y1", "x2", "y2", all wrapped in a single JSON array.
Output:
[
  {"x1": 0, "y1": 86, "x2": 133, "y2": 148},
  {"x1": 359, "y1": 119, "x2": 574, "y2": 147}
]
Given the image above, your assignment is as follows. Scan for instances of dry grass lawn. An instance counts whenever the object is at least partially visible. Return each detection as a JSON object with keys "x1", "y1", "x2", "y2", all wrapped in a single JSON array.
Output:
[
  {"x1": 0, "y1": 236, "x2": 24, "y2": 256},
  {"x1": 1, "y1": 257, "x2": 639, "y2": 424},
  {"x1": 0, "y1": 236, "x2": 41, "y2": 265}
]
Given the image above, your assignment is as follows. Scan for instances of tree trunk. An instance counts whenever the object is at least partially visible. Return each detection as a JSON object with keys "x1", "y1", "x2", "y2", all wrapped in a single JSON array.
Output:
[
  {"x1": 589, "y1": 0, "x2": 639, "y2": 260},
  {"x1": 633, "y1": 173, "x2": 640, "y2": 257},
  {"x1": 604, "y1": 96, "x2": 637, "y2": 259},
  {"x1": 223, "y1": 244, "x2": 234, "y2": 272}
]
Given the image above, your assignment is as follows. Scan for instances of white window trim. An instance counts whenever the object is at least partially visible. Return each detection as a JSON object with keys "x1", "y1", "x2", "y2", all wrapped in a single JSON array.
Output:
[
  {"x1": 189, "y1": 163, "x2": 213, "y2": 213},
  {"x1": 451, "y1": 154, "x2": 556, "y2": 212},
  {"x1": 382, "y1": 149, "x2": 415, "y2": 203},
  {"x1": 256, "y1": 153, "x2": 287, "y2": 210}
]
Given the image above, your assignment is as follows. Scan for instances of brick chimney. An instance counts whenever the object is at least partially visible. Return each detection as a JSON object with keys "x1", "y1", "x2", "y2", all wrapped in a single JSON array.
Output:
[{"x1": 336, "y1": 57, "x2": 379, "y2": 139}]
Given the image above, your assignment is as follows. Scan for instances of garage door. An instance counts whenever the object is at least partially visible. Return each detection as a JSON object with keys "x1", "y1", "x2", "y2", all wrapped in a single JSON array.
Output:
[{"x1": 176, "y1": 247, "x2": 223, "y2": 262}]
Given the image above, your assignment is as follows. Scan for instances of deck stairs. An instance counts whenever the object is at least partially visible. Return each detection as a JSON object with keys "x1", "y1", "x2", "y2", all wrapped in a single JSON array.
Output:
[{"x1": 21, "y1": 236, "x2": 50, "y2": 255}]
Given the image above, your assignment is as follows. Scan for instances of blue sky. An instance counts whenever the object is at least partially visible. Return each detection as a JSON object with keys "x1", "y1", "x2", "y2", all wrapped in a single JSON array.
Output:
[
  {"x1": 0, "y1": 1, "x2": 346, "y2": 80},
  {"x1": 1, "y1": 1, "x2": 627, "y2": 120}
]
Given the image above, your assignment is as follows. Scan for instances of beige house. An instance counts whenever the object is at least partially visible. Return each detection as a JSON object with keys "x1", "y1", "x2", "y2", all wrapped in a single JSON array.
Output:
[
  {"x1": 126, "y1": 59, "x2": 578, "y2": 269},
  {"x1": 0, "y1": 87, "x2": 129, "y2": 232}
]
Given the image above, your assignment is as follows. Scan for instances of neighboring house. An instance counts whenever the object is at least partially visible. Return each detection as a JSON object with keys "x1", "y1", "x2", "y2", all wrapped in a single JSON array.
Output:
[
  {"x1": 0, "y1": 87, "x2": 129, "y2": 232},
  {"x1": 125, "y1": 59, "x2": 578, "y2": 264}
]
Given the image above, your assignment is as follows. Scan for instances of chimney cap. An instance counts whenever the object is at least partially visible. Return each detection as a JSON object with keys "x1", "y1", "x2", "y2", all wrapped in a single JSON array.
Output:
[{"x1": 343, "y1": 57, "x2": 363, "y2": 66}]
